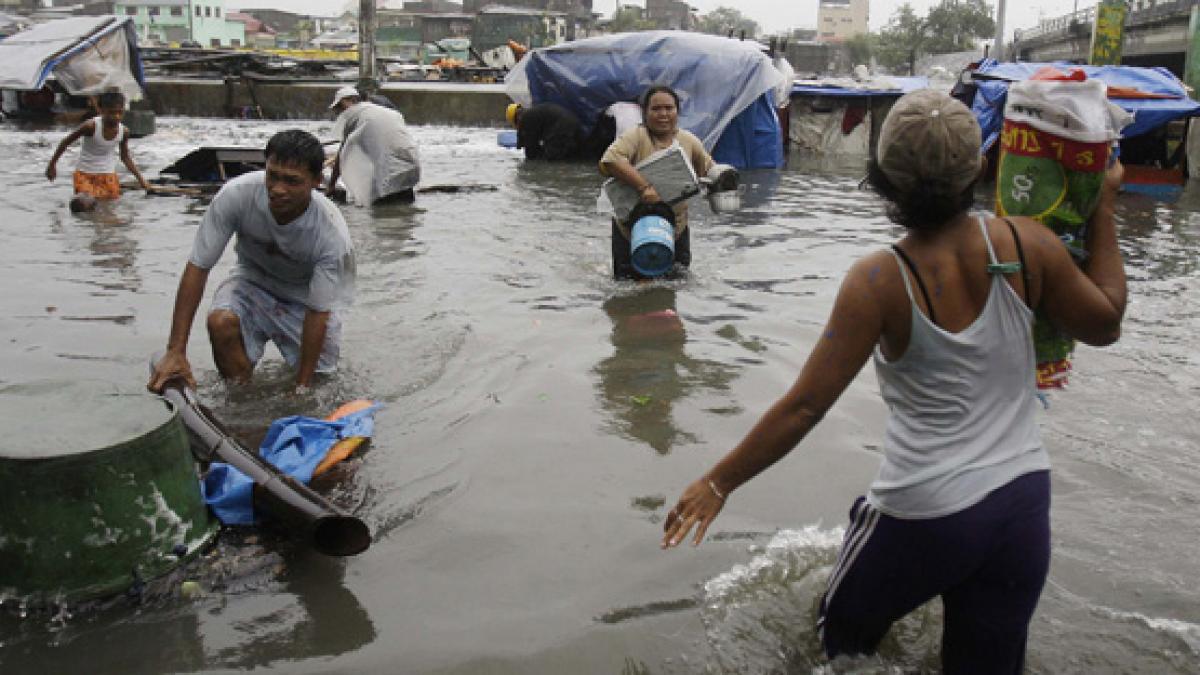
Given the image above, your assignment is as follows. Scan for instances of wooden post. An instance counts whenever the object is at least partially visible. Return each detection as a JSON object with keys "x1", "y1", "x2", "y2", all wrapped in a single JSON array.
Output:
[
  {"x1": 1185, "y1": 5, "x2": 1200, "y2": 95},
  {"x1": 358, "y1": 0, "x2": 378, "y2": 94},
  {"x1": 993, "y1": 0, "x2": 1007, "y2": 61},
  {"x1": 1089, "y1": 0, "x2": 1126, "y2": 66},
  {"x1": 1186, "y1": 6, "x2": 1200, "y2": 180}
]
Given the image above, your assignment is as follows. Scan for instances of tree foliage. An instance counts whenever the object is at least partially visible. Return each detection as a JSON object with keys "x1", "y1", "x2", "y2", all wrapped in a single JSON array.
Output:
[
  {"x1": 698, "y1": 6, "x2": 760, "y2": 38},
  {"x1": 925, "y1": 0, "x2": 995, "y2": 53},
  {"x1": 609, "y1": 5, "x2": 656, "y2": 33},
  {"x1": 875, "y1": 3, "x2": 927, "y2": 73},
  {"x1": 844, "y1": 32, "x2": 877, "y2": 68},
  {"x1": 872, "y1": 0, "x2": 995, "y2": 73}
]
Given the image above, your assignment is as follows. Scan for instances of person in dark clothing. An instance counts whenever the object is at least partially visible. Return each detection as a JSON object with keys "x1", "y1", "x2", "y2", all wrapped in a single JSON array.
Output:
[
  {"x1": 578, "y1": 111, "x2": 617, "y2": 162},
  {"x1": 507, "y1": 102, "x2": 583, "y2": 161}
]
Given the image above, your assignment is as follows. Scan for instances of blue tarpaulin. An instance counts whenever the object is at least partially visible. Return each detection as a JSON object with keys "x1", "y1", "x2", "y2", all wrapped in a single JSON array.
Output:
[
  {"x1": 202, "y1": 404, "x2": 379, "y2": 525},
  {"x1": 505, "y1": 31, "x2": 786, "y2": 168},
  {"x1": 712, "y1": 93, "x2": 783, "y2": 169},
  {"x1": 790, "y1": 76, "x2": 930, "y2": 98},
  {"x1": 971, "y1": 59, "x2": 1200, "y2": 151}
]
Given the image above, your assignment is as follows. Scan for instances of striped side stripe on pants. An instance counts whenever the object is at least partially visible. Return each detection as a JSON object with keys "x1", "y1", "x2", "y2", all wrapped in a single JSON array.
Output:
[{"x1": 817, "y1": 498, "x2": 880, "y2": 635}]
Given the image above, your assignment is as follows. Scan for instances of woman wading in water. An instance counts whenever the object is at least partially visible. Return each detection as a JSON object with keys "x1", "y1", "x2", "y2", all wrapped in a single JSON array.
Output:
[
  {"x1": 661, "y1": 89, "x2": 1127, "y2": 672},
  {"x1": 599, "y1": 85, "x2": 714, "y2": 279}
]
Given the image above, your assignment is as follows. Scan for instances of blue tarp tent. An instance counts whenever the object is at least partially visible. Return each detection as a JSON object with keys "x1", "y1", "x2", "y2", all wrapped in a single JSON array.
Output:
[
  {"x1": 712, "y1": 93, "x2": 783, "y2": 169},
  {"x1": 790, "y1": 75, "x2": 930, "y2": 98},
  {"x1": 970, "y1": 59, "x2": 1200, "y2": 151},
  {"x1": 505, "y1": 31, "x2": 786, "y2": 169}
]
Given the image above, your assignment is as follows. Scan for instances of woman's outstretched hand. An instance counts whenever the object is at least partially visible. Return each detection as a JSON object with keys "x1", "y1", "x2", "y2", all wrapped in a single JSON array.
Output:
[{"x1": 661, "y1": 477, "x2": 726, "y2": 548}]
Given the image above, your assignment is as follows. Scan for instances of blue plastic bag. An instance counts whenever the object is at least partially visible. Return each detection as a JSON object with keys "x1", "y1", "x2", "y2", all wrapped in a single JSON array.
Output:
[{"x1": 202, "y1": 404, "x2": 379, "y2": 525}]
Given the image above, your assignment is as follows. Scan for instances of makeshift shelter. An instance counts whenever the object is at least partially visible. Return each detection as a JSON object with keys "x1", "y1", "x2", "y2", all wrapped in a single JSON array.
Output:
[
  {"x1": 789, "y1": 75, "x2": 930, "y2": 155},
  {"x1": 0, "y1": 16, "x2": 144, "y2": 100},
  {"x1": 968, "y1": 60, "x2": 1200, "y2": 152},
  {"x1": 967, "y1": 59, "x2": 1200, "y2": 197},
  {"x1": 505, "y1": 31, "x2": 786, "y2": 169}
]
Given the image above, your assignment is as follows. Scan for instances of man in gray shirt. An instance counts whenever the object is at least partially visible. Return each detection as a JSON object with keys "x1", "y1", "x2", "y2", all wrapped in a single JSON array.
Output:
[{"x1": 148, "y1": 130, "x2": 355, "y2": 392}]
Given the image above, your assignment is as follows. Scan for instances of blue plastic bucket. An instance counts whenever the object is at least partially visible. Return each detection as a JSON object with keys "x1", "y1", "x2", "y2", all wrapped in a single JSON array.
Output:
[
  {"x1": 497, "y1": 130, "x2": 518, "y2": 148},
  {"x1": 630, "y1": 215, "x2": 675, "y2": 277}
]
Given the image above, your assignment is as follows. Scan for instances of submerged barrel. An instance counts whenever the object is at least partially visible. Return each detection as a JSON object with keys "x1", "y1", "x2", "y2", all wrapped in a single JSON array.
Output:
[
  {"x1": 0, "y1": 380, "x2": 218, "y2": 605},
  {"x1": 630, "y1": 215, "x2": 675, "y2": 277}
]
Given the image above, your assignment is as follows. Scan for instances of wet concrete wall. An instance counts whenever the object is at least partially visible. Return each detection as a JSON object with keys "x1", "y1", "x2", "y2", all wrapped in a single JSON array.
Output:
[{"x1": 142, "y1": 78, "x2": 511, "y2": 127}]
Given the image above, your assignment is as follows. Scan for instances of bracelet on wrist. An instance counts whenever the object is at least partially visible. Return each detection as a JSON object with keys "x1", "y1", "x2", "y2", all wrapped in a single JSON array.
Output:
[{"x1": 707, "y1": 479, "x2": 726, "y2": 501}]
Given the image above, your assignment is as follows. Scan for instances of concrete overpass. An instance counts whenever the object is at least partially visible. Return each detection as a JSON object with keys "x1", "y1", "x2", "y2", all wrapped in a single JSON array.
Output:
[{"x1": 1011, "y1": 0, "x2": 1198, "y2": 75}]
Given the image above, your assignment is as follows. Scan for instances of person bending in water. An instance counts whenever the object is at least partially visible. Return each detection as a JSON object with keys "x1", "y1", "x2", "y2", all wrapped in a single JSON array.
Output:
[
  {"x1": 45, "y1": 91, "x2": 151, "y2": 204},
  {"x1": 327, "y1": 86, "x2": 420, "y2": 204},
  {"x1": 662, "y1": 90, "x2": 1127, "y2": 672},
  {"x1": 506, "y1": 101, "x2": 585, "y2": 161},
  {"x1": 148, "y1": 130, "x2": 356, "y2": 393},
  {"x1": 599, "y1": 85, "x2": 714, "y2": 280}
]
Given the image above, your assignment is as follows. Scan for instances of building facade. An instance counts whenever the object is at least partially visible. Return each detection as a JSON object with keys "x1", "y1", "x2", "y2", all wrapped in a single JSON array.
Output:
[
  {"x1": 401, "y1": 0, "x2": 463, "y2": 11},
  {"x1": 645, "y1": 0, "x2": 692, "y2": 30},
  {"x1": 113, "y1": 0, "x2": 245, "y2": 46},
  {"x1": 235, "y1": 9, "x2": 341, "y2": 48},
  {"x1": 472, "y1": 5, "x2": 567, "y2": 54},
  {"x1": 463, "y1": 0, "x2": 591, "y2": 17},
  {"x1": 816, "y1": 0, "x2": 867, "y2": 42},
  {"x1": 226, "y1": 11, "x2": 276, "y2": 48}
]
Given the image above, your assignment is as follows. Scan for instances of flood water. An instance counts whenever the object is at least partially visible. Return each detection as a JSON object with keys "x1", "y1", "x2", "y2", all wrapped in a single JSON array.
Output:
[{"x1": 1, "y1": 117, "x2": 1198, "y2": 673}]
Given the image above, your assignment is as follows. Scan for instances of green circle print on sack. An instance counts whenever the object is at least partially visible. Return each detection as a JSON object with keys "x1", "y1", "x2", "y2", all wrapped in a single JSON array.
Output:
[{"x1": 997, "y1": 152, "x2": 1067, "y2": 219}]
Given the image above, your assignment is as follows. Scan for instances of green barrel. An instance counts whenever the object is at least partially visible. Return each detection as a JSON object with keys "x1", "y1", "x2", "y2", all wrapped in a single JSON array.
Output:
[{"x1": 0, "y1": 381, "x2": 218, "y2": 605}]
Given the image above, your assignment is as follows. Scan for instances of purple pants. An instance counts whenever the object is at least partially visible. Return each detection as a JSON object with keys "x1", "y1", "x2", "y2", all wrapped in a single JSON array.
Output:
[{"x1": 818, "y1": 470, "x2": 1051, "y2": 674}]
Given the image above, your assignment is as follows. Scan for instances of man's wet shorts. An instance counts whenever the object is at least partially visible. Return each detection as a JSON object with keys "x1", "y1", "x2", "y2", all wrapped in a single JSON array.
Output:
[
  {"x1": 73, "y1": 171, "x2": 121, "y2": 200},
  {"x1": 211, "y1": 277, "x2": 341, "y2": 373}
]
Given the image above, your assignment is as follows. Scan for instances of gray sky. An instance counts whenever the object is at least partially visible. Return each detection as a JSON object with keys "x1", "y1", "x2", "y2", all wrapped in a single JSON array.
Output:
[
  {"x1": 588, "y1": 0, "x2": 1096, "y2": 36},
  {"x1": 235, "y1": 1, "x2": 1096, "y2": 41}
]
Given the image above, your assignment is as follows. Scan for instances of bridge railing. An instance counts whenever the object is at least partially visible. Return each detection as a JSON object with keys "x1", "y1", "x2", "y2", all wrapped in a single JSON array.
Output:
[
  {"x1": 1013, "y1": 0, "x2": 1200, "y2": 44},
  {"x1": 1014, "y1": 6, "x2": 1094, "y2": 43},
  {"x1": 1126, "y1": 0, "x2": 1200, "y2": 28}
]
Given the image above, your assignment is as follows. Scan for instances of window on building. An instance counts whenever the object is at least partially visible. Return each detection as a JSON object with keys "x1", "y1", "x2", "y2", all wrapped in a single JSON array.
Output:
[
  {"x1": 125, "y1": 7, "x2": 137, "y2": 14},
  {"x1": 170, "y1": 6, "x2": 181, "y2": 15},
  {"x1": 211, "y1": 38, "x2": 221, "y2": 46},
  {"x1": 148, "y1": 6, "x2": 160, "y2": 15},
  {"x1": 215, "y1": 7, "x2": 220, "y2": 16},
  {"x1": 195, "y1": 6, "x2": 201, "y2": 16},
  {"x1": 204, "y1": 6, "x2": 211, "y2": 17}
]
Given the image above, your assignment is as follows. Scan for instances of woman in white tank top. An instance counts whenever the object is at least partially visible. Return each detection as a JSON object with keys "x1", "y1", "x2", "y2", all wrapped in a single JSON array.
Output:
[{"x1": 661, "y1": 90, "x2": 1127, "y2": 672}]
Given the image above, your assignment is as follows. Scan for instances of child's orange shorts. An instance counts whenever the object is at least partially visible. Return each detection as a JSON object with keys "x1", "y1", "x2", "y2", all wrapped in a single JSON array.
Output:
[{"x1": 73, "y1": 171, "x2": 121, "y2": 200}]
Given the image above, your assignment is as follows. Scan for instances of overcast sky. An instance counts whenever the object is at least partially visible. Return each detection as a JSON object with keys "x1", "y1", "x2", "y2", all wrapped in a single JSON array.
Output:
[
  {"x1": 589, "y1": 0, "x2": 1096, "y2": 36},
  {"x1": 235, "y1": 1, "x2": 1096, "y2": 41}
]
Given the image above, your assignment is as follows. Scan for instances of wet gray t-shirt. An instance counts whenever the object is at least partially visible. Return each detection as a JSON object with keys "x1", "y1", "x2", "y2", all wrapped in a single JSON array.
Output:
[{"x1": 189, "y1": 171, "x2": 355, "y2": 312}]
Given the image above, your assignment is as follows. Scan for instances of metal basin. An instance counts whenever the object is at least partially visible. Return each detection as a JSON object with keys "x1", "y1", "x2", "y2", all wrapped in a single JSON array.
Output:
[{"x1": 0, "y1": 380, "x2": 218, "y2": 605}]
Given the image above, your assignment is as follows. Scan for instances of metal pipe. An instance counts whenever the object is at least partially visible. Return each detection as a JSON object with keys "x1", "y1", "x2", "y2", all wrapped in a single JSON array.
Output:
[
  {"x1": 994, "y1": 0, "x2": 1008, "y2": 60},
  {"x1": 159, "y1": 377, "x2": 371, "y2": 557},
  {"x1": 358, "y1": 0, "x2": 378, "y2": 94}
]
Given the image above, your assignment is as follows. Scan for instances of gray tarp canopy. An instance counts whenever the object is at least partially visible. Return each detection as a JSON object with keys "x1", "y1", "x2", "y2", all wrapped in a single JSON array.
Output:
[{"x1": 0, "y1": 15, "x2": 144, "y2": 99}]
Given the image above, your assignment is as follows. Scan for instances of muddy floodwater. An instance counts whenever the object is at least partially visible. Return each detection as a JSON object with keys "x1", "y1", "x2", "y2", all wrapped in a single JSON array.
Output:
[{"x1": 1, "y1": 118, "x2": 1198, "y2": 673}]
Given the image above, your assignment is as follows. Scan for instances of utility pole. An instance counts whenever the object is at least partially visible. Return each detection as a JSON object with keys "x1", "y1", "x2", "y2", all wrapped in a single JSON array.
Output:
[
  {"x1": 993, "y1": 0, "x2": 1007, "y2": 60},
  {"x1": 358, "y1": 0, "x2": 378, "y2": 94}
]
